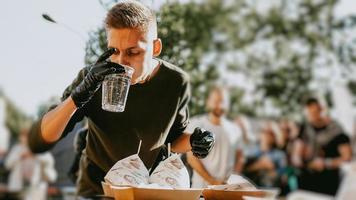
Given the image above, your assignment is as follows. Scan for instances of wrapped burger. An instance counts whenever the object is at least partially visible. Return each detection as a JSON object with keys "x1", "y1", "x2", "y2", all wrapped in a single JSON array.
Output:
[
  {"x1": 104, "y1": 154, "x2": 149, "y2": 186},
  {"x1": 149, "y1": 154, "x2": 190, "y2": 188},
  {"x1": 104, "y1": 142, "x2": 190, "y2": 189}
]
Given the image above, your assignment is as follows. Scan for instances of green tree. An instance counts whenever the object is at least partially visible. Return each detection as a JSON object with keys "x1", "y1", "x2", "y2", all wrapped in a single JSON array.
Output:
[
  {"x1": 36, "y1": 96, "x2": 61, "y2": 118},
  {"x1": 0, "y1": 91, "x2": 31, "y2": 137},
  {"x1": 85, "y1": 0, "x2": 356, "y2": 119},
  {"x1": 198, "y1": 0, "x2": 356, "y2": 118}
]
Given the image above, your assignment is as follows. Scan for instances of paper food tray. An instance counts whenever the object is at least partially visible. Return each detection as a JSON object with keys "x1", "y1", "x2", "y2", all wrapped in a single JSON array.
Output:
[
  {"x1": 202, "y1": 189, "x2": 278, "y2": 200},
  {"x1": 102, "y1": 182, "x2": 202, "y2": 200}
]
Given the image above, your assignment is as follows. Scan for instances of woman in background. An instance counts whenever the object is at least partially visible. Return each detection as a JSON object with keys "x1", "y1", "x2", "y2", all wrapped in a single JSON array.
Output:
[{"x1": 5, "y1": 129, "x2": 57, "y2": 200}]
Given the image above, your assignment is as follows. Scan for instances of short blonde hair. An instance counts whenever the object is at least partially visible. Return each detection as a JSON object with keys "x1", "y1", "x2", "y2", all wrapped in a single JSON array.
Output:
[{"x1": 105, "y1": 0, "x2": 157, "y2": 34}]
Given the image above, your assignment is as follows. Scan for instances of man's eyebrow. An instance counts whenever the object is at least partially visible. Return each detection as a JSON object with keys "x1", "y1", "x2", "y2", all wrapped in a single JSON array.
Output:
[
  {"x1": 107, "y1": 46, "x2": 116, "y2": 50},
  {"x1": 127, "y1": 46, "x2": 143, "y2": 50},
  {"x1": 107, "y1": 46, "x2": 143, "y2": 50}
]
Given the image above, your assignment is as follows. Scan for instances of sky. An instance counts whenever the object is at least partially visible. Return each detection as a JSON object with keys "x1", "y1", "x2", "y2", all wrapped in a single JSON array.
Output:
[
  {"x1": 0, "y1": 0, "x2": 106, "y2": 116},
  {"x1": 0, "y1": 0, "x2": 355, "y2": 117}
]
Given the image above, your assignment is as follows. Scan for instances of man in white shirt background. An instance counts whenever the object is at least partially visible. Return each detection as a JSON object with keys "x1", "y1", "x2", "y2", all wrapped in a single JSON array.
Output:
[{"x1": 186, "y1": 86, "x2": 242, "y2": 188}]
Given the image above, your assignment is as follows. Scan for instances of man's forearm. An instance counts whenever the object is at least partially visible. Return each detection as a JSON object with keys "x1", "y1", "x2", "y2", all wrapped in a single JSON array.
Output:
[
  {"x1": 41, "y1": 96, "x2": 77, "y2": 143},
  {"x1": 325, "y1": 157, "x2": 346, "y2": 169},
  {"x1": 186, "y1": 152, "x2": 219, "y2": 184},
  {"x1": 325, "y1": 144, "x2": 352, "y2": 169}
]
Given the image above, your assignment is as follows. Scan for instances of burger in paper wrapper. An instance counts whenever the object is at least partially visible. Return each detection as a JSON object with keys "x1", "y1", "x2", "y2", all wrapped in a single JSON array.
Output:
[
  {"x1": 102, "y1": 153, "x2": 203, "y2": 200},
  {"x1": 149, "y1": 154, "x2": 190, "y2": 188},
  {"x1": 104, "y1": 154, "x2": 149, "y2": 186}
]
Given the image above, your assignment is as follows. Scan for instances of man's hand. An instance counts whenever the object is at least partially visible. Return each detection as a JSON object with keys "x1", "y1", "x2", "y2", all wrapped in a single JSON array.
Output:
[
  {"x1": 190, "y1": 127, "x2": 215, "y2": 159},
  {"x1": 257, "y1": 156, "x2": 275, "y2": 170},
  {"x1": 209, "y1": 179, "x2": 225, "y2": 185},
  {"x1": 71, "y1": 48, "x2": 125, "y2": 108},
  {"x1": 21, "y1": 151, "x2": 33, "y2": 159},
  {"x1": 308, "y1": 157, "x2": 325, "y2": 171}
]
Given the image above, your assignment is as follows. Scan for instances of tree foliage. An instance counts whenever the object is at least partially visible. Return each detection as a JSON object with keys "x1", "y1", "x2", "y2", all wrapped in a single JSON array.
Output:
[
  {"x1": 85, "y1": 0, "x2": 356, "y2": 119},
  {"x1": 0, "y1": 90, "x2": 31, "y2": 137}
]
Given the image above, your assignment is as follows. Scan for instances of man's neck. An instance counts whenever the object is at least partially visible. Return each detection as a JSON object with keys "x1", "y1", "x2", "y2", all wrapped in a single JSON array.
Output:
[
  {"x1": 310, "y1": 117, "x2": 328, "y2": 128},
  {"x1": 138, "y1": 59, "x2": 160, "y2": 84},
  {"x1": 208, "y1": 113, "x2": 222, "y2": 125},
  {"x1": 150, "y1": 59, "x2": 160, "y2": 77}
]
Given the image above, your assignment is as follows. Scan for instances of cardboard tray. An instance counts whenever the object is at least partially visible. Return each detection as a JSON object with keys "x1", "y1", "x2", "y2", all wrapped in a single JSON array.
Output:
[
  {"x1": 102, "y1": 182, "x2": 203, "y2": 200},
  {"x1": 202, "y1": 189, "x2": 278, "y2": 200},
  {"x1": 102, "y1": 182, "x2": 115, "y2": 198},
  {"x1": 102, "y1": 182, "x2": 277, "y2": 200}
]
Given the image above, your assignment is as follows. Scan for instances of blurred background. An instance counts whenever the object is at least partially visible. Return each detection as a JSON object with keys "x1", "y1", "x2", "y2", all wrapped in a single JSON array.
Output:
[{"x1": 1, "y1": 0, "x2": 356, "y2": 199}]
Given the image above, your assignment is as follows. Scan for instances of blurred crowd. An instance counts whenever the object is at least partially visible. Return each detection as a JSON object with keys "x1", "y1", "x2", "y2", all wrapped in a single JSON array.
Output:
[
  {"x1": 183, "y1": 87, "x2": 355, "y2": 198},
  {"x1": 0, "y1": 97, "x2": 83, "y2": 200},
  {"x1": 0, "y1": 86, "x2": 355, "y2": 199}
]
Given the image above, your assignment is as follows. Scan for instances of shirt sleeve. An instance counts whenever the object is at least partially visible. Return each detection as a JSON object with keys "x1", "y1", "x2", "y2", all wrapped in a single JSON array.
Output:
[
  {"x1": 165, "y1": 79, "x2": 191, "y2": 145},
  {"x1": 28, "y1": 67, "x2": 88, "y2": 153},
  {"x1": 332, "y1": 133, "x2": 350, "y2": 146}
]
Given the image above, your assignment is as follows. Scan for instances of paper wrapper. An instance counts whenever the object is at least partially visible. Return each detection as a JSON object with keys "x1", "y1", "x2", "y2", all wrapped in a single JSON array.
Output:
[
  {"x1": 204, "y1": 174, "x2": 278, "y2": 200},
  {"x1": 104, "y1": 154, "x2": 149, "y2": 186},
  {"x1": 208, "y1": 174, "x2": 257, "y2": 191},
  {"x1": 149, "y1": 154, "x2": 190, "y2": 188}
]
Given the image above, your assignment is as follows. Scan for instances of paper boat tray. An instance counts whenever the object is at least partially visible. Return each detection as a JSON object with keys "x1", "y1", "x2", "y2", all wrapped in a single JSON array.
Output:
[
  {"x1": 102, "y1": 182, "x2": 115, "y2": 198},
  {"x1": 102, "y1": 182, "x2": 203, "y2": 200},
  {"x1": 202, "y1": 189, "x2": 278, "y2": 200}
]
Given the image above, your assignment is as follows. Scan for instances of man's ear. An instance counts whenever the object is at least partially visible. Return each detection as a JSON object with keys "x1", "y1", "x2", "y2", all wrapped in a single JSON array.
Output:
[{"x1": 153, "y1": 38, "x2": 162, "y2": 57}]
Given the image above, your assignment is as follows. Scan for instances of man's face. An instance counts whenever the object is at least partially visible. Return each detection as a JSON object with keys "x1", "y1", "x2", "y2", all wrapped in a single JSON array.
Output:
[
  {"x1": 207, "y1": 90, "x2": 228, "y2": 118},
  {"x1": 107, "y1": 28, "x2": 158, "y2": 84},
  {"x1": 305, "y1": 103, "x2": 322, "y2": 124}
]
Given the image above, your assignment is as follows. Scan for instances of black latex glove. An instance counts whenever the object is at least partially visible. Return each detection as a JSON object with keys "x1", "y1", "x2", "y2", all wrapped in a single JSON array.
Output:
[
  {"x1": 190, "y1": 127, "x2": 215, "y2": 159},
  {"x1": 71, "y1": 48, "x2": 125, "y2": 108}
]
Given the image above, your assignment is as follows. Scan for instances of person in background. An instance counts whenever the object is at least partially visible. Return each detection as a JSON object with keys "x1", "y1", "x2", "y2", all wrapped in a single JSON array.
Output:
[
  {"x1": 187, "y1": 86, "x2": 242, "y2": 188},
  {"x1": 294, "y1": 97, "x2": 352, "y2": 195},
  {"x1": 277, "y1": 119, "x2": 300, "y2": 195},
  {"x1": 5, "y1": 129, "x2": 57, "y2": 200},
  {"x1": 277, "y1": 119, "x2": 299, "y2": 153},
  {"x1": 243, "y1": 121, "x2": 287, "y2": 188},
  {"x1": 234, "y1": 116, "x2": 257, "y2": 173}
]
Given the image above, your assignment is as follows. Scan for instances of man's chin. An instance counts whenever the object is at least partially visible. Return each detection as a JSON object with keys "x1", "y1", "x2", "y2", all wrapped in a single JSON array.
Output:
[
  {"x1": 131, "y1": 79, "x2": 145, "y2": 85},
  {"x1": 130, "y1": 77, "x2": 141, "y2": 85},
  {"x1": 131, "y1": 75, "x2": 148, "y2": 85},
  {"x1": 212, "y1": 111, "x2": 225, "y2": 118}
]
